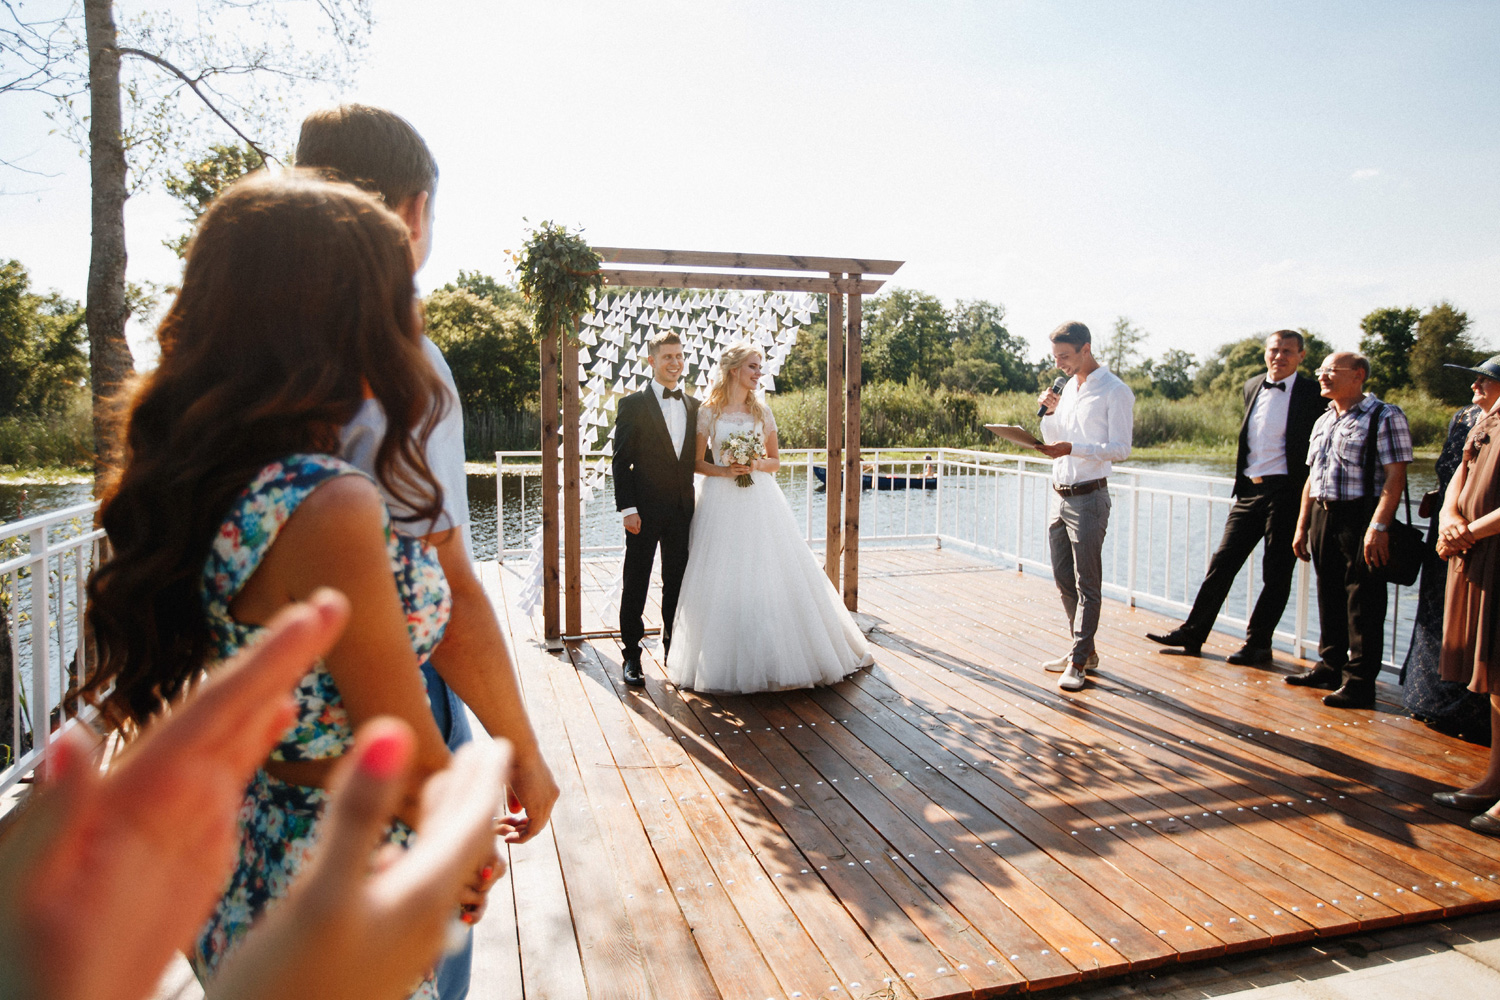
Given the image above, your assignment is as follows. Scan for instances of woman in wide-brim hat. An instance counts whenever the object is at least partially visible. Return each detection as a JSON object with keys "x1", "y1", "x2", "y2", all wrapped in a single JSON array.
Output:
[{"x1": 1431, "y1": 354, "x2": 1500, "y2": 835}]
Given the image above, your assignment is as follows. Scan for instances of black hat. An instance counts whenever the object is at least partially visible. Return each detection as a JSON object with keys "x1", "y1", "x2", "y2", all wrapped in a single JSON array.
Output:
[{"x1": 1442, "y1": 354, "x2": 1500, "y2": 382}]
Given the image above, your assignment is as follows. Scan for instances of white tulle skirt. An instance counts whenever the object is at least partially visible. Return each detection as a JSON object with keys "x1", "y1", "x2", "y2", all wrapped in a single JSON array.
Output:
[{"x1": 665, "y1": 470, "x2": 873, "y2": 693}]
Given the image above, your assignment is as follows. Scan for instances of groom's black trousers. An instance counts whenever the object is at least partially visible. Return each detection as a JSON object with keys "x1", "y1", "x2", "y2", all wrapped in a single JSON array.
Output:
[{"x1": 619, "y1": 507, "x2": 691, "y2": 661}]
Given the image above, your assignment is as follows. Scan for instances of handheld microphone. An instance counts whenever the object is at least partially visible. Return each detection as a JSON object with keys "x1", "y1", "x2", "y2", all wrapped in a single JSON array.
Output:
[{"x1": 1038, "y1": 375, "x2": 1067, "y2": 418}]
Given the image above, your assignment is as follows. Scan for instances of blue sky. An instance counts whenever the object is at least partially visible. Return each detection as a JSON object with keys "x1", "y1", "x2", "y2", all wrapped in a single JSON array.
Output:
[{"x1": 4, "y1": 1, "x2": 1498, "y2": 367}]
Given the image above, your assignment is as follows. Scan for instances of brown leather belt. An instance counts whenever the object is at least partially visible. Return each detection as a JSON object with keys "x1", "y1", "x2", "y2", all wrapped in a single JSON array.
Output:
[{"x1": 1053, "y1": 478, "x2": 1107, "y2": 497}]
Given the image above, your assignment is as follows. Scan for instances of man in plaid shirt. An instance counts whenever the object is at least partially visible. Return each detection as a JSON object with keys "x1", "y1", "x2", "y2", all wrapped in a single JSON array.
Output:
[{"x1": 1288, "y1": 351, "x2": 1413, "y2": 709}]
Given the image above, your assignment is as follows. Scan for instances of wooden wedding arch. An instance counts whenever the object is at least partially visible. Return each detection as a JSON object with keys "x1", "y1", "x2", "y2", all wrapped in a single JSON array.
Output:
[{"x1": 537, "y1": 248, "x2": 904, "y2": 646}]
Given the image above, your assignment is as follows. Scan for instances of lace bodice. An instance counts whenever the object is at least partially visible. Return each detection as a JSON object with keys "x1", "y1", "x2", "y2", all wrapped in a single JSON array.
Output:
[{"x1": 698, "y1": 405, "x2": 776, "y2": 464}]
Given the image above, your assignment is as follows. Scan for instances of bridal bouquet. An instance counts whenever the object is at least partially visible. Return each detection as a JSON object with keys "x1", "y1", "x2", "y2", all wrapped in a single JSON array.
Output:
[{"x1": 721, "y1": 429, "x2": 765, "y2": 487}]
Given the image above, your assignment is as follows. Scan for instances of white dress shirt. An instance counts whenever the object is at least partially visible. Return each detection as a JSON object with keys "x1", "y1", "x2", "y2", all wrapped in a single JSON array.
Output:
[
  {"x1": 1039, "y1": 365, "x2": 1135, "y2": 486},
  {"x1": 619, "y1": 379, "x2": 687, "y2": 520},
  {"x1": 1243, "y1": 375, "x2": 1293, "y2": 480}
]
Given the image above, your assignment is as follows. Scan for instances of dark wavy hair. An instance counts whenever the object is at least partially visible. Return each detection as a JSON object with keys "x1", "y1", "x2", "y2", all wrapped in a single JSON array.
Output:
[{"x1": 83, "y1": 169, "x2": 446, "y2": 733}]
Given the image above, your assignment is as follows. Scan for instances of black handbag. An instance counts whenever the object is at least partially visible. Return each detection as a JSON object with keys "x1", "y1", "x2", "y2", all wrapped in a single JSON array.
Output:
[{"x1": 1362, "y1": 404, "x2": 1423, "y2": 586}]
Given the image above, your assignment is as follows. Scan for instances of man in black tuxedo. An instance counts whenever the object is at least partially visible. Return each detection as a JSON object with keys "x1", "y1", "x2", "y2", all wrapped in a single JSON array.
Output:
[
  {"x1": 1148, "y1": 330, "x2": 1325, "y2": 664},
  {"x1": 613, "y1": 332, "x2": 698, "y2": 687}
]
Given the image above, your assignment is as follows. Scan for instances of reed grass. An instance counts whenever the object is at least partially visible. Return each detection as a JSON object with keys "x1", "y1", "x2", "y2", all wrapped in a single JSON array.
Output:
[{"x1": 0, "y1": 396, "x2": 93, "y2": 471}]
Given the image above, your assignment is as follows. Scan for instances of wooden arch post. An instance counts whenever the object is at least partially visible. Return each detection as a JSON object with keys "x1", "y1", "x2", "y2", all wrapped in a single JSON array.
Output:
[{"x1": 541, "y1": 249, "x2": 903, "y2": 638}]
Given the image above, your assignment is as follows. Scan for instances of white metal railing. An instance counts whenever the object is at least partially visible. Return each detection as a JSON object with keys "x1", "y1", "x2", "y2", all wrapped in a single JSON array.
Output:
[
  {"x1": 1, "y1": 501, "x2": 105, "y2": 794},
  {"x1": 928, "y1": 448, "x2": 1415, "y2": 675},
  {"x1": 494, "y1": 448, "x2": 1418, "y2": 674}
]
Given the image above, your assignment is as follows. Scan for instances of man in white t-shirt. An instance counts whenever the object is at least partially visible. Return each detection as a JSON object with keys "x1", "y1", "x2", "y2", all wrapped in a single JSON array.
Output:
[{"x1": 298, "y1": 104, "x2": 558, "y2": 999}]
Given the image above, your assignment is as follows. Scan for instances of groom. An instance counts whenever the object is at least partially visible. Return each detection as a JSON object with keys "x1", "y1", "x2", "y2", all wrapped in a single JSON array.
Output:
[{"x1": 613, "y1": 332, "x2": 698, "y2": 687}]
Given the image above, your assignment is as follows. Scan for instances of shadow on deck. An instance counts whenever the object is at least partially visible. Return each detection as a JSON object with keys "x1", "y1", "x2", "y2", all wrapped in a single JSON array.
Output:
[{"x1": 474, "y1": 545, "x2": 1500, "y2": 1000}]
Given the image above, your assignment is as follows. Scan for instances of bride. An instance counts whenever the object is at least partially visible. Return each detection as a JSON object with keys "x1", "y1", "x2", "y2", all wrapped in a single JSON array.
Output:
[{"x1": 666, "y1": 341, "x2": 874, "y2": 693}]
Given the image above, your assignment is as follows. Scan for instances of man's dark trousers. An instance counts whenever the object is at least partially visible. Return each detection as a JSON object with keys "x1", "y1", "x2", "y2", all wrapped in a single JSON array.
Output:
[
  {"x1": 1181, "y1": 478, "x2": 1300, "y2": 648},
  {"x1": 619, "y1": 508, "x2": 690, "y2": 660},
  {"x1": 1308, "y1": 498, "x2": 1386, "y2": 691}
]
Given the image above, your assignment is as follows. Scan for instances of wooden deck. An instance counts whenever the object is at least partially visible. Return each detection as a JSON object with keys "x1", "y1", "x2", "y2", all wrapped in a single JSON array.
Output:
[{"x1": 474, "y1": 545, "x2": 1500, "y2": 1000}]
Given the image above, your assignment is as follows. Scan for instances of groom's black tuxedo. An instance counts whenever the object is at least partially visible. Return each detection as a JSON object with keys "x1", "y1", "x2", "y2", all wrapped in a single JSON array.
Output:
[
  {"x1": 1180, "y1": 371, "x2": 1326, "y2": 647},
  {"x1": 613, "y1": 385, "x2": 700, "y2": 663}
]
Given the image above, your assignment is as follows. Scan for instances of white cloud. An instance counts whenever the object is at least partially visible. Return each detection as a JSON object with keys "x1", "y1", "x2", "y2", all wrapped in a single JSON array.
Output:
[{"x1": 1351, "y1": 168, "x2": 1381, "y2": 182}]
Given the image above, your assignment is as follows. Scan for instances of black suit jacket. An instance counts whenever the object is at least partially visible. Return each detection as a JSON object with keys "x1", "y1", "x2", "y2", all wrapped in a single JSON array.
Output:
[
  {"x1": 1233, "y1": 372, "x2": 1326, "y2": 496},
  {"x1": 612, "y1": 387, "x2": 699, "y2": 518}
]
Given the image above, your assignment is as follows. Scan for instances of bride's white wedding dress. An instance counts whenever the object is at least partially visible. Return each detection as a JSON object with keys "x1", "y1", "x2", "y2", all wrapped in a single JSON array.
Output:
[{"x1": 666, "y1": 406, "x2": 873, "y2": 693}]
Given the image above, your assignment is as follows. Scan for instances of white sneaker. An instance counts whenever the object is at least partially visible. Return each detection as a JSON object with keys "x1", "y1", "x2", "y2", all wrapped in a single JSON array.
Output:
[
  {"x1": 1058, "y1": 661, "x2": 1090, "y2": 692},
  {"x1": 1042, "y1": 652, "x2": 1098, "y2": 673}
]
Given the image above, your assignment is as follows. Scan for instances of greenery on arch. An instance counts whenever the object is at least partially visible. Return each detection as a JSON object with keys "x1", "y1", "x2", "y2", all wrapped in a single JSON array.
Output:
[{"x1": 513, "y1": 221, "x2": 602, "y2": 345}]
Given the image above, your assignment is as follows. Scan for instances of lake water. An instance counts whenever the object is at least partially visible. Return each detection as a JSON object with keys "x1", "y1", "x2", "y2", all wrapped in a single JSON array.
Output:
[{"x1": 1, "y1": 453, "x2": 1442, "y2": 676}]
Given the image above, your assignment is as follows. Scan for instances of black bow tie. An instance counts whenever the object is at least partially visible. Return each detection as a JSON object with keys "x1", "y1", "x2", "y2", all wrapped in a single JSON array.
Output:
[
  {"x1": 661, "y1": 387, "x2": 683, "y2": 401},
  {"x1": 1266, "y1": 381, "x2": 1286, "y2": 391}
]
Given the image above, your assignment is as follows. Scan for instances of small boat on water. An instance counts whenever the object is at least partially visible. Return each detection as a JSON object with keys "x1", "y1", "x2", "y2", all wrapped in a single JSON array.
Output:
[{"x1": 813, "y1": 466, "x2": 938, "y2": 491}]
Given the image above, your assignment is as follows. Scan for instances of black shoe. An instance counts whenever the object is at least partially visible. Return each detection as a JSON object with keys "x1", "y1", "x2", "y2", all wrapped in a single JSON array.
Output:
[
  {"x1": 1432, "y1": 790, "x2": 1500, "y2": 813},
  {"x1": 622, "y1": 655, "x2": 644, "y2": 688},
  {"x1": 1146, "y1": 628, "x2": 1202, "y2": 656},
  {"x1": 1323, "y1": 684, "x2": 1376, "y2": 710},
  {"x1": 1285, "y1": 664, "x2": 1341, "y2": 689},
  {"x1": 1227, "y1": 645, "x2": 1273, "y2": 666},
  {"x1": 1471, "y1": 813, "x2": 1500, "y2": 837}
]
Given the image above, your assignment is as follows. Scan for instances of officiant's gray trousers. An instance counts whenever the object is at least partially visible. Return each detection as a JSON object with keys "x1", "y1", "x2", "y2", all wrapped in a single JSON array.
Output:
[{"x1": 1047, "y1": 488, "x2": 1111, "y2": 664}]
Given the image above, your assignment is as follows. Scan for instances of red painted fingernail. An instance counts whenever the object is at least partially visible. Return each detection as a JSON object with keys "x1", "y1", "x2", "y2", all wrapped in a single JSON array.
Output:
[
  {"x1": 480, "y1": 866, "x2": 494, "y2": 881},
  {"x1": 358, "y1": 731, "x2": 406, "y2": 780},
  {"x1": 461, "y1": 911, "x2": 476, "y2": 924}
]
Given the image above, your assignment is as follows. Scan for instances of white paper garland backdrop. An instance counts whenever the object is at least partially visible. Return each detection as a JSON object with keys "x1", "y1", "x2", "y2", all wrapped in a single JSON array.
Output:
[{"x1": 515, "y1": 288, "x2": 818, "y2": 617}]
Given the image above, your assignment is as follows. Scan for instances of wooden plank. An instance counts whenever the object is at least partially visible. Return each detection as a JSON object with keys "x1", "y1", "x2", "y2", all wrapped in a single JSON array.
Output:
[
  {"x1": 568, "y1": 642, "x2": 792, "y2": 1000},
  {"x1": 843, "y1": 284, "x2": 862, "y2": 612},
  {"x1": 562, "y1": 333, "x2": 582, "y2": 638},
  {"x1": 594, "y1": 247, "x2": 904, "y2": 275},
  {"x1": 513, "y1": 639, "x2": 645, "y2": 998},
  {"x1": 661, "y1": 686, "x2": 1025, "y2": 995},
  {"x1": 539, "y1": 326, "x2": 561, "y2": 645},
  {"x1": 544, "y1": 650, "x2": 723, "y2": 999},
  {"x1": 825, "y1": 283, "x2": 844, "y2": 587},
  {"x1": 599, "y1": 268, "x2": 884, "y2": 295}
]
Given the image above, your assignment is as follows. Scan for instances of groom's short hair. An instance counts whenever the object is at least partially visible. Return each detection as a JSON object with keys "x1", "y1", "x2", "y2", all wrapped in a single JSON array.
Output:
[
  {"x1": 295, "y1": 104, "x2": 437, "y2": 208},
  {"x1": 646, "y1": 332, "x2": 682, "y2": 357}
]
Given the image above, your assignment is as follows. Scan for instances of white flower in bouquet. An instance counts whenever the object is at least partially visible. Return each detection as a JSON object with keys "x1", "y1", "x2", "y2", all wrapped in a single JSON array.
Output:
[{"x1": 721, "y1": 428, "x2": 765, "y2": 487}]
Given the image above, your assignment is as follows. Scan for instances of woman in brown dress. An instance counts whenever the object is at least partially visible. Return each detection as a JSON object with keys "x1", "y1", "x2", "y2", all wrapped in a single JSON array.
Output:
[{"x1": 1433, "y1": 356, "x2": 1500, "y2": 836}]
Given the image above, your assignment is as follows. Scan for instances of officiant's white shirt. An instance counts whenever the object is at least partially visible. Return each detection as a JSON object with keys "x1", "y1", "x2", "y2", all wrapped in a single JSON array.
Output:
[{"x1": 1039, "y1": 365, "x2": 1134, "y2": 486}]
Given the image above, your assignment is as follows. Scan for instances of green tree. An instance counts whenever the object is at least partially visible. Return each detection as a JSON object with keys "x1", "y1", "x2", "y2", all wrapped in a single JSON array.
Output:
[
  {"x1": 1410, "y1": 301, "x2": 1486, "y2": 405},
  {"x1": 1357, "y1": 306, "x2": 1419, "y2": 396},
  {"x1": 3, "y1": 1, "x2": 373, "y2": 481},
  {"x1": 863, "y1": 288, "x2": 950, "y2": 386},
  {"x1": 0, "y1": 260, "x2": 88, "y2": 417},
  {"x1": 425, "y1": 283, "x2": 537, "y2": 414},
  {"x1": 1099, "y1": 316, "x2": 1148, "y2": 376},
  {"x1": 1149, "y1": 348, "x2": 1197, "y2": 400},
  {"x1": 946, "y1": 298, "x2": 1037, "y2": 392},
  {"x1": 162, "y1": 142, "x2": 267, "y2": 257}
]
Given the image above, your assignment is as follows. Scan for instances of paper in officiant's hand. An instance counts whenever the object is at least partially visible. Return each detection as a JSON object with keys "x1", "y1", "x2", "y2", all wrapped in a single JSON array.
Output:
[{"x1": 984, "y1": 424, "x2": 1043, "y2": 450}]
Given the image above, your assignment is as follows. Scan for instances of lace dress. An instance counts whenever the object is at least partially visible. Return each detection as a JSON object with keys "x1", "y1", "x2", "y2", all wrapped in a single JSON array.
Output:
[
  {"x1": 191, "y1": 455, "x2": 451, "y2": 998},
  {"x1": 665, "y1": 406, "x2": 872, "y2": 693}
]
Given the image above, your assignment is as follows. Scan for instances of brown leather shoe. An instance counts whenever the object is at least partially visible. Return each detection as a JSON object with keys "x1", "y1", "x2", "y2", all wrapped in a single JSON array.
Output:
[
  {"x1": 1323, "y1": 684, "x2": 1376, "y2": 710},
  {"x1": 1433, "y1": 790, "x2": 1500, "y2": 813},
  {"x1": 1285, "y1": 664, "x2": 1341, "y2": 689},
  {"x1": 1470, "y1": 813, "x2": 1500, "y2": 837}
]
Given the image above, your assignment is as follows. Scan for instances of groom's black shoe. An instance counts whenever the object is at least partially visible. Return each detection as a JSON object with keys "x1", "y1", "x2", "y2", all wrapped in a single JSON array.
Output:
[
  {"x1": 1146, "y1": 627, "x2": 1202, "y2": 656},
  {"x1": 622, "y1": 655, "x2": 645, "y2": 688}
]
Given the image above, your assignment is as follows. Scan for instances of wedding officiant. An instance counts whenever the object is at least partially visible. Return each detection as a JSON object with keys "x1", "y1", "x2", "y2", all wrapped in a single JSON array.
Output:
[{"x1": 1034, "y1": 322, "x2": 1136, "y2": 693}]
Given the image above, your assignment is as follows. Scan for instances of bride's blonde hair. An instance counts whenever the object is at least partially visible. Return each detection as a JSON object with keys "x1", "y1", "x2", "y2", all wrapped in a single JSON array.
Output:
[{"x1": 705, "y1": 341, "x2": 769, "y2": 426}]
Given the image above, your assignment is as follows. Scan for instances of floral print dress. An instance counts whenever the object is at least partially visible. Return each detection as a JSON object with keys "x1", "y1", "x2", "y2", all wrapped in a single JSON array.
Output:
[{"x1": 191, "y1": 455, "x2": 451, "y2": 997}]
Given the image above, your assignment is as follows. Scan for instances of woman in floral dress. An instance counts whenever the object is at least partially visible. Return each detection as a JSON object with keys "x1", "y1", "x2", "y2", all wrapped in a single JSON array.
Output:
[{"x1": 82, "y1": 172, "x2": 482, "y2": 997}]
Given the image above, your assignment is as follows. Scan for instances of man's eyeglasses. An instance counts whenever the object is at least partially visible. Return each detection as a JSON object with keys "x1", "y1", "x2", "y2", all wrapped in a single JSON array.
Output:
[{"x1": 1314, "y1": 367, "x2": 1357, "y2": 377}]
